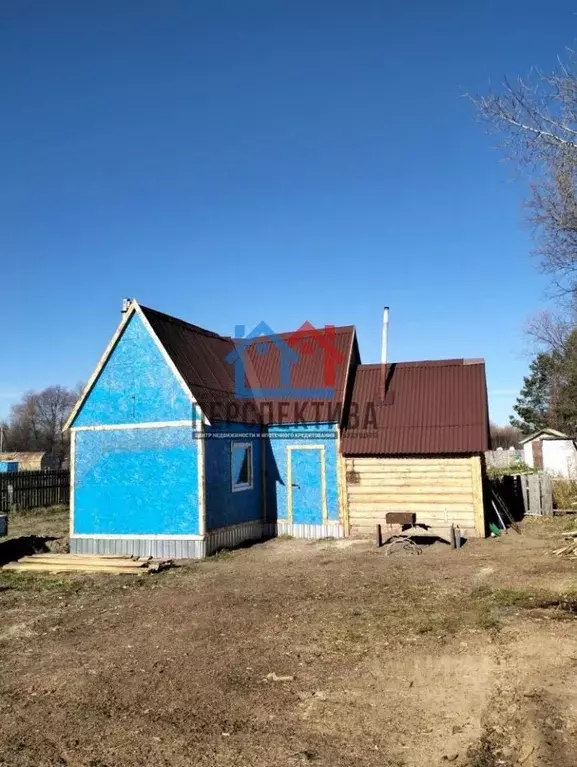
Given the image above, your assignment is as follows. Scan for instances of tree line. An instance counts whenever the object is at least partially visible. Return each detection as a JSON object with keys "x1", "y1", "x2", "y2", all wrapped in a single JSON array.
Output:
[
  {"x1": 474, "y1": 49, "x2": 577, "y2": 436},
  {"x1": 0, "y1": 385, "x2": 81, "y2": 467}
]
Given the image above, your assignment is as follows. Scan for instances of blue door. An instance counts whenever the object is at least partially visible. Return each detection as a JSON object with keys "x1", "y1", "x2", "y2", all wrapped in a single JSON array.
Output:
[{"x1": 289, "y1": 447, "x2": 325, "y2": 524}]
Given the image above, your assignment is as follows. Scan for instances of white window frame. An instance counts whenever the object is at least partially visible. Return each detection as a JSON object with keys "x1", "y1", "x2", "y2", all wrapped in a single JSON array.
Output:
[{"x1": 231, "y1": 442, "x2": 253, "y2": 492}]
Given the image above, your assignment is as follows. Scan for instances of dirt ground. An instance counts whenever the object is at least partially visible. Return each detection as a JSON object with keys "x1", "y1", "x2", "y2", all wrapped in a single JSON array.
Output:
[
  {"x1": 4, "y1": 505, "x2": 69, "y2": 541},
  {"x1": 2, "y1": 512, "x2": 577, "y2": 766}
]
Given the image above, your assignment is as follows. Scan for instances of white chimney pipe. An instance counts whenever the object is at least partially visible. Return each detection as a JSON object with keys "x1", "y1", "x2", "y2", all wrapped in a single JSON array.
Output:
[
  {"x1": 121, "y1": 298, "x2": 132, "y2": 315},
  {"x1": 381, "y1": 306, "x2": 390, "y2": 399},
  {"x1": 381, "y1": 306, "x2": 389, "y2": 367}
]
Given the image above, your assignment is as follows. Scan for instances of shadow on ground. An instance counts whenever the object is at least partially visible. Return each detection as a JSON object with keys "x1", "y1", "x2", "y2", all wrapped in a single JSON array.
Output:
[{"x1": 0, "y1": 535, "x2": 57, "y2": 566}]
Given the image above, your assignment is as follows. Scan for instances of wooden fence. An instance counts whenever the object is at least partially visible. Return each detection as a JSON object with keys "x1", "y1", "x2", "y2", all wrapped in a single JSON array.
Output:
[
  {"x1": 0, "y1": 470, "x2": 70, "y2": 512},
  {"x1": 489, "y1": 472, "x2": 553, "y2": 518},
  {"x1": 520, "y1": 473, "x2": 553, "y2": 516},
  {"x1": 485, "y1": 449, "x2": 524, "y2": 468}
]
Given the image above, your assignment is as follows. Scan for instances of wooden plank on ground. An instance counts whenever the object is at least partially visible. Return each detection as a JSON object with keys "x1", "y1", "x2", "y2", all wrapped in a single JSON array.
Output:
[
  {"x1": 23, "y1": 556, "x2": 150, "y2": 568},
  {"x1": 1, "y1": 553, "x2": 170, "y2": 574},
  {"x1": 2, "y1": 562, "x2": 148, "y2": 574}
]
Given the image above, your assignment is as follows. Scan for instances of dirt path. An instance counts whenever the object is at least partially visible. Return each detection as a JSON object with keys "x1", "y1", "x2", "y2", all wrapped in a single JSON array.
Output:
[{"x1": 2, "y1": 519, "x2": 577, "y2": 766}]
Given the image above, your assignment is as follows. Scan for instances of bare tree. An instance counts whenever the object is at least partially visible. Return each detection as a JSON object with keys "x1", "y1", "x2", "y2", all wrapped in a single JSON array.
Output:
[
  {"x1": 525, "y1": 308, "x2": 574, "y2": 352},
  {"x1": 490, "y1": 422, "x2": 522, "y2": 449},
  {"x1": 473, "y1": 55, "x2": 577, "y2": 298},
  {"x1": 2, "y1": 385, "x2": 81, "y2": 466}
]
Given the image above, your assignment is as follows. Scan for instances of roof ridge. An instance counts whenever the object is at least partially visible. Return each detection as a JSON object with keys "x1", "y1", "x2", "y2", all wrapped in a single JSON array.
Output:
[
  {"x1": 238, "y1": 325, "x2": 356, "y2": 343},
  {"x1": 141, "y1": 306, "x2": 356, "y2": 344},
  {"x1": 358, "y1": 358, "x2": 472, "y2": 369},
  {"x1": 140, "y1": 305, "x2": 230, "y2": 341}
]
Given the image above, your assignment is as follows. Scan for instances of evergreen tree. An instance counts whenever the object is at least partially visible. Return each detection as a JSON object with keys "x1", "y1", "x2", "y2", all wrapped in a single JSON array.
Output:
[
  {"x1": 554, "y1": 330, "x2": 577, "y2": 434},
  {"x1": 510, "y1": 353, "x2": 557, "y2": 434}
]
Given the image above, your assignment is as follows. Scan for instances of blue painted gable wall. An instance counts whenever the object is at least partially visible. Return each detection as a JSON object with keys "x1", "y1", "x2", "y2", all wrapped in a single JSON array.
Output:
[
  {"x1": 204, "y1": 421, "x2": 263, "y2": 530},
  {"x1": 74, "y1": 426, "x2": 199, "y2": 535},
  {"x1": 266, "y1": 423, "x2": 340, "y2": 524},
  {"x1": 71, "y1": 307, "x2": 341, "y2": 540},
  {"x1": 73, "y1": 312, "x2": 195, "y2": 427}
]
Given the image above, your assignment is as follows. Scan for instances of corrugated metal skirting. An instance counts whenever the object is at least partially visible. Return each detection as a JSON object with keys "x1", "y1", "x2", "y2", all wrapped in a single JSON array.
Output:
[
  {"x1": 71, "y1": 521, "x2": 345, "y2": 559},
  {"x1": 70, "y1": 537, "x2": 206, "y2": 559},
  {"x1": 205, "y1": 521, "x2": 265, "y2": 555},
  {"x1": 270, "y1": 522, "x2": 345, "y2": 539}
]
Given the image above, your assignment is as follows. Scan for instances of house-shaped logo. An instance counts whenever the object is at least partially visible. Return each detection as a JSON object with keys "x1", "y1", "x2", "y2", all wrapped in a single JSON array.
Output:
[{"x1": 226, "y1": 320, "x2": 345, "y2": 399}]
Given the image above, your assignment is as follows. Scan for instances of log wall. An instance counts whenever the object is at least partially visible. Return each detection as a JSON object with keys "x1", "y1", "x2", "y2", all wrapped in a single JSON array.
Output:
[{"x1": 344, "y1": 456, "x2": 485, "y2": 538}]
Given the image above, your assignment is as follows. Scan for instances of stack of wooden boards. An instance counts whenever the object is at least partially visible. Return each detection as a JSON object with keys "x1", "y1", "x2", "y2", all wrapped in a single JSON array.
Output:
[
  {"x1": 2, "y1": 554, "x2": 173, "y2": 574},
  {"x1": 551, "y1": 531, "x2": 577, "y2": 557}
]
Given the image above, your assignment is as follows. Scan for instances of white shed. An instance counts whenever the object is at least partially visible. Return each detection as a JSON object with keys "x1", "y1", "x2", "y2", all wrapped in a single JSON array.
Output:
[{"x1": 520, "y1": 428, "x2": 577, "y2": 478}]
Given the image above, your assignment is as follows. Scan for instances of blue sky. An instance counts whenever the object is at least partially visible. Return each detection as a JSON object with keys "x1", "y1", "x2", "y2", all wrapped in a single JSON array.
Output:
[{"x1": 0, "y1": 0, "x2": 573, "y2": 423}]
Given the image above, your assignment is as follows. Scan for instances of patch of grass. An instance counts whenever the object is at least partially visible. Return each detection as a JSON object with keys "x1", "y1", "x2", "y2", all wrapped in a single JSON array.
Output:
[
  {"x1": 8, "y1": 504, "x2": 68, "y2": 518},
  {"x1": 550, "y1": 514, "x2": 577, "y2": 532},
  {"x1": 414, "y1": 613, "x2": 460, "y2": 635},
  {"x1": 471, "y1": 584, "x2": 577, "y2": 623},
  {"x1": 467, "y1": 733, "x2": 510, "y2": 767},
  {"x1": 488, "y1": 588, "x2": 543, "y2": 608},
  {"x1": 213, "y1": 548, "x2": 235, "y2": 560},
  {"x1": 524, "y1": 514, "x2": 577, "y2": 534},
  {"x1": 474, "y1": 603, "x2": 501, "y2": 631},
  {"x1": 469, "y1": 586, "x2": 541, "y2": 631},
  {"x1": 486, "y1": 463, "x2": 534, "y2": 479},
  {"x1": 471, "y1": 585, "x2": 553, "y2": 614},
  {"x1": 552, "y1": 479, "x2": 577, "y2": 510},
  {"x1": 6, "y1": 506, "x2": 69, "y2": 540},
  {"x1": 0, "y1": 570, "x2": 81, "y2": 593},
  {"x1": 309, "y1": 536, "x2": 336, "y2": 544},
  {"x1": 0, "y1": 560, "x2": 196, "y2": 598},
  {"x1": 470, "y1": 584, "x2": 492, "y2": 599}
]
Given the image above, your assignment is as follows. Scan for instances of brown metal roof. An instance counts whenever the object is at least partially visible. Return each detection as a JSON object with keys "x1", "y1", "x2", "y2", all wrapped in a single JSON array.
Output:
[
  {"x1": 141, "y1": 305, "x2": 357, "y2": 424},
  {"x1": 341, "y1": 359, "x2": 489, "y2": 456},
  {"x1": 141, "y1": 306, "x2": 260, "y2": 423},
  {"x1": 242, "y1": 328, "x2": 357, "y2": 424}
]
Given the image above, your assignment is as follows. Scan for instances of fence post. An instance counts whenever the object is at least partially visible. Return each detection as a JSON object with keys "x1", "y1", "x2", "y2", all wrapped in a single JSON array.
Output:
[
  {"x1": 518, "y1": 474, "x2": 529, "y2": 517},
  {"x1": 520, "y1": 475, "x2": 530, "y2": 515},
  {"x1": 528, "y1": 474, "x2": 542, "y2": 515},
  {"x1": 540, "y1": 473, "x2": 553, "y2": 516}
]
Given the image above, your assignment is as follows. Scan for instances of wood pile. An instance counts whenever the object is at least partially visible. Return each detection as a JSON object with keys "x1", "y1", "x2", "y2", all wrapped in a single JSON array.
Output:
[
  {"x1": 551, "y1": 531, "x2": 577, "y2": 557},
  {"x1": 1, "y1": 554, "x2": 173, "y2": 574}
]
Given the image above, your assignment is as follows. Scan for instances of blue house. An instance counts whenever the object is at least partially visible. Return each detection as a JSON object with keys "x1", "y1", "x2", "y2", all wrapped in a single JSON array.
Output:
[{"x1": 65, "y1": 300, "x2": 358, "y2": 558}]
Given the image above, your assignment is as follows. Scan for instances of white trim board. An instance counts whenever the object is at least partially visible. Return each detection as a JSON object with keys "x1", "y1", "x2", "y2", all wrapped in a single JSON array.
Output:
[
  {"x1": 230, "y1": 441, "x2": 254, "y2": 493},
  {"x1": 72, "y1": 420, "x2": 197, "y2": 432},
  {"x1": 198, "y1": 418, "x2": 206, "y2": 536},
  {"x1": 135, "y1": 302, "x2": 209, "y2": 426},
  {"x1": 69, "y1": 429, "x2": 76, "y2": 537},
  {"x1": 70, "y1": 534, "x2": 205, "y2": 540},
  {"x1": 63, "y1": 300, "x2": 209, "y2": 431},
  {"x1": 64, "y1": 302, "x2": 137, "y2": 431}
]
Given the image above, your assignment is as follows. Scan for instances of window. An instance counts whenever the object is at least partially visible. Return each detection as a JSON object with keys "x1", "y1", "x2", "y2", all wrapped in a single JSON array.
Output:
[{"x1": 231, "y1": 442, "x2": 253, "y2": 492}]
